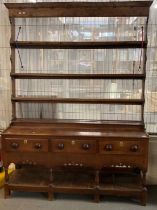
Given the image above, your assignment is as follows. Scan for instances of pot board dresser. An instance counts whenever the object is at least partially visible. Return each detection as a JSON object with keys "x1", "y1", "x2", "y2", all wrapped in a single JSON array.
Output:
[{"x1": 1, "y1": 1, "x2": 152, "y2": 205}]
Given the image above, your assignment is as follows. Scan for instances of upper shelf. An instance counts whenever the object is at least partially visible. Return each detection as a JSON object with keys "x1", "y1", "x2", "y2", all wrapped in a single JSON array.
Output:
[
  {"x1": 10, "y1": 73, "x2": 145, "y2": 80},
  {"x1": 11, "y1": 41, "x2": 147, "y2": 49},
  {"x1": 12, "y1": 97, "x2": 144, "y2": 105},
  {"x1": 5, "y1": 1, "x2": 152, "y2": 18}
]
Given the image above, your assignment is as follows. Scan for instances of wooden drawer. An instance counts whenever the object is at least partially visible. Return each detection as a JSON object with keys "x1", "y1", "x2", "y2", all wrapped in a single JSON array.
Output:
[
  {"x1": 5, "y1": 138, "x2": 48, "y2": 152},
  {"x1": 51, "y1": 139, "x2": 97, "y2": 154},
  {"x1": 99, "y1": 139, "x2": 146, "y2": 155}
]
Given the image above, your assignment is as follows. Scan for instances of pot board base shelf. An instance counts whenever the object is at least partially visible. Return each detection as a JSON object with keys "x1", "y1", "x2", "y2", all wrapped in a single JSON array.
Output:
[
  {"x1": 4, "y1": 166, "x2": 147, "y2": 205},
  {"x1": 4, "y1": 167, "x2": 52, "y2": 200}
]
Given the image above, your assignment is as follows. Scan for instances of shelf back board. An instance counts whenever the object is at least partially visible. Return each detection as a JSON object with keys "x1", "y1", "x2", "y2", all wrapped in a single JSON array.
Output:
[{"x1": 5, "y1": 1, "x2": 152, "y2": 18}]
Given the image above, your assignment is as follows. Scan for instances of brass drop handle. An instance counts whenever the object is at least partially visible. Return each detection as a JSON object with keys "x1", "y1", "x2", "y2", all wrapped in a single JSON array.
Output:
[
  {"x1": 130, "y1": 144, "x2": 139, "y2": 152},
  {"x1": 34, "y1": 143, "x2": 42, "y2": 149},
  {"x1": 11, "y1": 142, "x2": 19, "y2": 149},
  {"x1": 57, "y1": 143, "x2": 64, "y2": 150},
  {"x1": 104, "y1": 144, "x2": 113, "y2": 151},
  {"x1": 82, "y1": 143, "x2": 91, "y2": 150}
]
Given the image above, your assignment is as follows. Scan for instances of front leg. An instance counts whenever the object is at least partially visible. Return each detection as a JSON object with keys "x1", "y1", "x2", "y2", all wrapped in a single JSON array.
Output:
[
  {"x1": 94, "y1": 170, "x2": 100, "y2": 203},
  {"x1": 4, "y1": 165, "x2": 11, "y2": 198},
  {"x1": 140, "y1": 170, "x2": 147, "y2": 206}
]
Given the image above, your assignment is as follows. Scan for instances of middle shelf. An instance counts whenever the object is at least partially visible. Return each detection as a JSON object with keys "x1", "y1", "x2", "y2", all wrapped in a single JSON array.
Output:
[
  {"x1": 12, "y1": 97, "x2": 144, "y2": 105},
  {"x1": 10, "y1": 41, "x2": 147, "y2": 49},
  {"x1": 11, "y1": 73, "x2": 145, "y2": 79}
]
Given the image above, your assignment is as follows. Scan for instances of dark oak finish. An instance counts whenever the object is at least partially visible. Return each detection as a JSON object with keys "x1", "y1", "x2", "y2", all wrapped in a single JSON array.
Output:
[
  {"x1": 51, "y1": 139, "x2": 97, "y2": 154},
  {"x1": 11, "y1": 118, "x2": 145, "y2": 126},
  {"x1": 4, "y1": 167, "x2": 51, "y2": 199},
  {"x1": 1, "y1": 121, "x2": 149, "y2": 204},
  {"x1": 11, "y1": 73, "x2": 145, "y2": 80},
  {"x1": 12, "y1": 97, "x2": 144, "y2": 105},
  {"x1": 5, "y1": 1, "x2": 152, "y2": 17},
  {"x1": 2, "y1": 1, "x2": 150, "y2": 205},
  {"x1": 5, "y1": 138, "x2": 48, "y2": 152},
  {"x1": 99, "y1": 139, "x2": 146, "y2": 155},
  {"x1": 2, "y1": 122, "x2": 148, "y2": 170},
  {"x1": 11, "y1": 41, "x2": 147, "y2": 49}
]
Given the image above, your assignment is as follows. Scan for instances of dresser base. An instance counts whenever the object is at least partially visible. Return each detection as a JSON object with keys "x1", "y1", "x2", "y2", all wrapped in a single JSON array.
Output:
[{"x1": 2, "y1": 120, "x2": 148, "y2": 205}]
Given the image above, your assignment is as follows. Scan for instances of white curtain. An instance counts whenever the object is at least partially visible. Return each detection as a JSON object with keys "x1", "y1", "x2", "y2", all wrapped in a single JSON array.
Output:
[
  {"x1": 0, "y1": 0, "x2": 11, "y2": 132},
  {"x1": 145, "y1": 0, "x2": 157, "y2": 133}
]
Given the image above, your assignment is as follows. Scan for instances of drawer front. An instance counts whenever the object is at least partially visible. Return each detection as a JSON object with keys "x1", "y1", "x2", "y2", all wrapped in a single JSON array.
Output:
[
  {"x1": 51, "y1": 139, "x2": 97, "y2": 154},
  {"x1": 99, "y1": 140, "x2": 146, "y2": 155},
  {"x1": 5, "y1": 138, "x2": 48, "y2": 152}
]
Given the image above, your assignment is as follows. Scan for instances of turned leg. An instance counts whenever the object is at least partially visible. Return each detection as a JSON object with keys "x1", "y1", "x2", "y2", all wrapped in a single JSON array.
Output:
[
  {"x1": 4, "y1": 166, "x2": 11, "y2": 198},
  {"x1": 48, "y1": 190, "x2": 55, "y2": 201},
  {"x1": 4, "y1": 184, "x2": 11, "y2": 199},
  {"x1": 140, "y1": 188, "x2": 147, "y2": 206},
  {"x1": 49, "y1": 169, "x2": 55, "y2": 201},
  {"x1": 94, "y1": 194, "x2": 100, "y2": 203},
  {"x1": 94, "y1": 170, "x2": 100, "y2": 203},
  {"x1": 140, "y1": 170, "x2": 147, "y2": 206}
]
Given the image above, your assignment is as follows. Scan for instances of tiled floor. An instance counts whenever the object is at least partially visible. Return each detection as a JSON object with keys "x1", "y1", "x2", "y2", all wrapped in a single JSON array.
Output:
[{"x1": 0, "y1": 186, "x2": 157, "y2": 210}]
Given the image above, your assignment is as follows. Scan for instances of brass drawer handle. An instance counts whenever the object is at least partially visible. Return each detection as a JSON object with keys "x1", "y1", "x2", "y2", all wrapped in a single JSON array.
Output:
[
  {"x1": 34, "y1": 143, "x2": 42, "y2": 150},
  {"x1": 130, "y1": 144, "x2": 139, "y2": 152},
  {"x1": 104, "y1": 144, "x2": 113, "y2": 151},
  {"x1": 11, "y1": 142, "x2": 19, "y2": 149},
  {"x1": 82, "y1": 143, "x2": 91, "y2": 150},
  {"x1": 57, "y1": 143, "x2": 64, "y2": 150}
]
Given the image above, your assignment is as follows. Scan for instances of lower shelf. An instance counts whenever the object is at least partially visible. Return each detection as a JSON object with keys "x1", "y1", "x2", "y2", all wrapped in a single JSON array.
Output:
[
  {"x1": 52, "y1": 169, "x2": 95, "y2": 194},
  {"x1": 8, "y1": 167, "x2": 49, "y2": 187},
  {"x1": 5, "y1": 167, "x2": 51, "y2": 199},
  {"x1": 4, "y1": 166, "x2": 147, "y2": 205}
]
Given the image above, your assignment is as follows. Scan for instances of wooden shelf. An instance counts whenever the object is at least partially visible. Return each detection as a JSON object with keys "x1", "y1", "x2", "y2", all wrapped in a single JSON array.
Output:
[
  {"x1": 10, "y1": 41, "x2": 147, "y2": 49},
  {"x1": 11, "y1": 73, "x2": 145, "y2": 80},
  {"x1": 11, "y1": 118, "x2": 144, "y2": 126},
  {"x1": 99, "y1": 170, "x2": 144, "y2": 195},
  {"x1": 11, "y1": 118, "x2": 144, "y2": 128},
  {"x1": 5, "y1": 1, "x2": 152, "y2": 18},
  {"x1": 8, "y1": 167, "x2": 50, "y2": 187},
  {"x1": 6, "y1": 167, "x2": 145, "y2": 203},
  {"x1": 5, "y1": 167, "x2": 52, "y2": 200},
  {"x1": 52, "y1": 169, "x2": 95, "y2": 194},
  {"x1": 12, "y1": 96, "x2": 144, "y2": 105}
]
